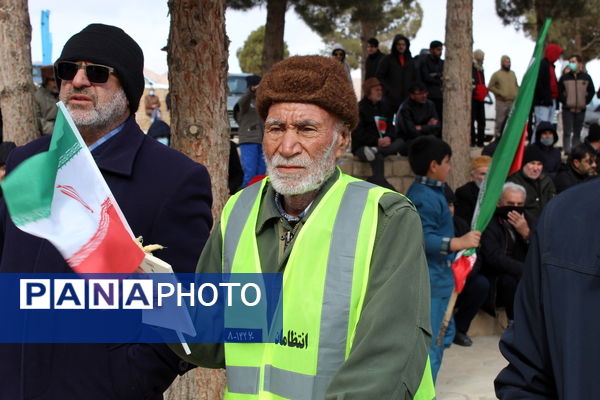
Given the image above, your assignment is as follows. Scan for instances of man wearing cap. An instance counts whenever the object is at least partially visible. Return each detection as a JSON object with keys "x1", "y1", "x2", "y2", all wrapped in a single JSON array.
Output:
[
  {"x1": 172, "y1": 56, "x2": 434, "y2": 399},
  {"x1": 507, "y1": 145, "x2": 556, "y2": 223},
  {"x1": 0, "y1": 24, "x2": 213, "y2": 399}
]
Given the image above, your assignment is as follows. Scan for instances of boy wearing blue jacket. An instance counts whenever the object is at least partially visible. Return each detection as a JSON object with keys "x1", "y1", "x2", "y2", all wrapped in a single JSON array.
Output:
[{"x1": 406, "y1": 136, "x2": 481, "y2": 382}]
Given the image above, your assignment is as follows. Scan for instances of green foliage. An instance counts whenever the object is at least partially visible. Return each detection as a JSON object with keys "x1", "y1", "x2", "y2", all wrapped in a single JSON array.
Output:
[
  {"x1": 236, "y1": 26, "x2": 290, "y2": 74},
  {"x1": 295, "y1": 0, "x2": 423, "y2": 70},
  {"x1": 495, "y1": 0, "x2": 600, "y2": 62}
]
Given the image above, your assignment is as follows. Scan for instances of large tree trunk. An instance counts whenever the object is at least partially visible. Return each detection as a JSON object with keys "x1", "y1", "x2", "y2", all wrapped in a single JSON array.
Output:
[
  {"x1": 165, "y1": 0, "x2": 229, "y2": 397},
  {"x1": 261, "y1": 0, "x2": 287, "y2": 74},
  {"x1": 443, "y1": 0, "x2": 473, "y2": 189},
  {"x1": 0, "y1": 0, "x2": 38, "y2": 145}
]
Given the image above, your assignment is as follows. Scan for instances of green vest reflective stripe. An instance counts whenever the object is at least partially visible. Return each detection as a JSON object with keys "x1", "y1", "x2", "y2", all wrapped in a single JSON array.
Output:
[{"x1": 220, "y1": 172, "x2": 435, "y2": 399}]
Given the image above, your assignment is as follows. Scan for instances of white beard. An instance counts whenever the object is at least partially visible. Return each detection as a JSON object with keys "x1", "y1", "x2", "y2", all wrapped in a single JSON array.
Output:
[
  {"x1": 61, "y1": 87, "x2": 128, "y2": 132},
  {"x1": 265, "y1": 133, "x2": 338, "y2": 196}
]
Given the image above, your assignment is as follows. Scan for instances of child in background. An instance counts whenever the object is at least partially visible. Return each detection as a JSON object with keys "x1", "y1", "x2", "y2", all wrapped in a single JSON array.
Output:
[{"x1": 406, "y1": 136, "x2": 481, "y2": 382}]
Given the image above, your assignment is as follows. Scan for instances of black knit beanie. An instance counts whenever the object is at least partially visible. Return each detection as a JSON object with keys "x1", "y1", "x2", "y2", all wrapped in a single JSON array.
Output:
[
  {"x1": 55, "y1": 24, "x2": 145, "y2": 114},
  {"x1": 522, "y1": 145, "x2": 545, "y2": 165}
]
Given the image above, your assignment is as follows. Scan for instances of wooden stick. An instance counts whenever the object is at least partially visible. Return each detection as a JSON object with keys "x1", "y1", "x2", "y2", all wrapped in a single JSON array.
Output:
[{"x1": 436, "y1": 290, "x2": 458, "y2": 346}]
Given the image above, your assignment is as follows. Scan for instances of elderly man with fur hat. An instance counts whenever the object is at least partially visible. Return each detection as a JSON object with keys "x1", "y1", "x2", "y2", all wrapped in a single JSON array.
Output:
[
  {"x1": 0, "y1": 24, "x2": 213, "y2": 399},
  {"x1": 173, "y1": 56, "x2": 434, "y2": 399},
  {"x1": 507, "y1": 145, "x2": 556, "y2": 223}
]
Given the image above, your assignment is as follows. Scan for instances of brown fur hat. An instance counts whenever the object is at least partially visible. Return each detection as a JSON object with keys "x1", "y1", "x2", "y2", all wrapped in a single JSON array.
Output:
[{"x1": 256, "y1": 55, "x2": 358, "y2": 130}]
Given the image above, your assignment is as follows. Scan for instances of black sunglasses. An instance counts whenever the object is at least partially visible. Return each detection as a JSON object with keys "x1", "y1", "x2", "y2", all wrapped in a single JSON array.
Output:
[{"x1": 55, "y1": 61, "x2": 115, "y2": 84}]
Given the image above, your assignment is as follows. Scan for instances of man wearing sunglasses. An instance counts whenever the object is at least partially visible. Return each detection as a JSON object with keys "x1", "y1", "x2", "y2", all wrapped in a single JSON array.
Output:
[{"x1": 0, "y1": 24, "x2": 213, "y2": 399}]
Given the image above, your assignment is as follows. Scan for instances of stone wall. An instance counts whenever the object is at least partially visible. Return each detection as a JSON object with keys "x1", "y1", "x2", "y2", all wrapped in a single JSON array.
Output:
[{"x1": 338, "y1": 153, "x2": 415, "y2": 193}]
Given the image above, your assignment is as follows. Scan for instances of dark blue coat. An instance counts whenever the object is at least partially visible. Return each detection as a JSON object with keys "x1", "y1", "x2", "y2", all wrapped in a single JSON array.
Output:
[
  {"x1": 0, "y1": 117, "x2": 213, "y2": 399},
  {"x1": 495, "y1": 178, "x2": 600, "y2": 399}
]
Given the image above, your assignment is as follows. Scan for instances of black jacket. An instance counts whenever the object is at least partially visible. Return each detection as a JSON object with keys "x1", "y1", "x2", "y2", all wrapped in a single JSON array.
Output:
[
  {"x1": 553, "y1": 163, "x2": 590, "y2": 193},
  {"x1": 454, "y1": 181, "x2": 479, "y2": 224},
  {"x1": 533, "y1": 132, "x2": 561, "y2": 179},
  {"x1": 495, "y1": 178, "x2": 600, "y2": 398},
  {"x1": 534, "y1": 58, "x2": 557, "y2": 106},
  {"x1": 365, "y1": 50, "x2": 385, "y2": 80},
  {"x1": 507, "y1": 170, "x2": 556, "y2": 223},
  {"x1": 420, "y1": 55, "x2": 444, "y2": 100},
  {"x1": 395, "y1": 98, "x2": 440, "y2": 141},
  {"x1": 351, "y1": 97, "x2": 395, "y2": 154},
  {"x1": 376, "y1": 34, "x2": 417, "y2": 111},
  {"x1": 480, "y1": 216, "x2": 529, "y2": 279},
  {"x1": 584, "y1": 140, "x2": 600, "y2": 174},
  {"x1": 0, "y1": 117, "x2": 213, "y2": 400}
]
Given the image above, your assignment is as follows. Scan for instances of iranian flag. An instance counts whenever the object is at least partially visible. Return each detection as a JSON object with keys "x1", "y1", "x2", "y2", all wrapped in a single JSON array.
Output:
[
  {"x1": 439, "y1": 19, "x2": 553, "y2": 345},
  {"x1": 1, "y1": 102, "x2": 144, "y2": 273}
]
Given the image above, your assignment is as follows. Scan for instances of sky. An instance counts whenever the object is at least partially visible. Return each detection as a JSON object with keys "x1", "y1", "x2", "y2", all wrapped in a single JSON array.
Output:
[{"x1": 27, "y1": 0, "x2": 600, "y2": 83}]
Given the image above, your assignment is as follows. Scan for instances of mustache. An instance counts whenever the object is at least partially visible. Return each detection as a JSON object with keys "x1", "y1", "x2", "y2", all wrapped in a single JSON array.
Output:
[
  {"x1": 64, "y1": 87, "x2": 97, "y2": 100},
  {"x1": 269, "y1": 154, "x2": 311, "y2": 168}
]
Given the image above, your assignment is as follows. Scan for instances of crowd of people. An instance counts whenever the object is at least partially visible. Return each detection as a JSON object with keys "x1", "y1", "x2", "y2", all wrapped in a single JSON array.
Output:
[{"x1": 1, "y1": 21, "x2": 600, "y2": 399}]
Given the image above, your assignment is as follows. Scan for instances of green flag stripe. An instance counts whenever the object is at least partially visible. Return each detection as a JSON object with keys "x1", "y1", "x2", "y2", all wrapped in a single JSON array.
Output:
[
  {"x1": 473, "y1": 19, "x2": 552, "y2": 233},
  {"x1": 1, "y1": 106, "x2": 82, "y2": 225}
]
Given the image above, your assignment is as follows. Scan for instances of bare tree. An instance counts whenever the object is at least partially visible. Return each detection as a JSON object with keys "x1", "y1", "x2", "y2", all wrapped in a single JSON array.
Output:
[
  {"x1": 164, "y1": 0, "x2": 230, "y2": 398},
  {"x1": 443, "y1": 0, "x2": 473, "y2": 189},
  {"x1": 0, "y1": 0, "x2": 38, "y2": 144}
]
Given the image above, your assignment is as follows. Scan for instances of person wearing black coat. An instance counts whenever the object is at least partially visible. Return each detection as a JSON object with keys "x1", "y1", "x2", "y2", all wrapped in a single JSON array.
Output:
[
  {"x1": 351, "y1": 78, "x2": 402, "y2": 189},
  {"x1": 532, "y1": 44, "x2": 563, "y2": 137},
  {"x1": 479, "y1": 182, "x2": 531, "y2": 321},
  {"x1": 454, "y1": 155, "x2": 491, "y2": 224},
  {"x1": 0, "y1": 24, "x2": 214, "y2": 400},
  {"x1": 584, "y1": 123, "x2": 600, "y2": 174},
  {"x1": 376, "y1": 34, "x2": 418, "y2": 114},
  {"x1": 553, "y1": 143, "x2": 597, "y2": 193},
  {"x1": 533, "y1": 121, "x2": 561, "y2": 179},
  {"x1": 495, "y1": 178, "x2": 600, "y2": 398},
  {"x1": 420, "y1": 40, "x2": 444, "y2": 123},
  {"x1": 365, "y1": 37, "x2": 385, "y2": 80},
  {"x1": 395, "y1": 82, "x2": 440, "y2": 154}
]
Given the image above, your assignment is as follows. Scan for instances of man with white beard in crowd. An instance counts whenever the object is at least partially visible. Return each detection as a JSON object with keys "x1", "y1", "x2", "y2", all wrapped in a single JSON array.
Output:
[{"x1": 172, "y1": 55, "x2": 435, "y2": 400}]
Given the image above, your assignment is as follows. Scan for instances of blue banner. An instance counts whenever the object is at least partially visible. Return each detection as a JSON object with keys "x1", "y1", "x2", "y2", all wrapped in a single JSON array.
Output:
[{"x1": 0, "y1": 273, "x2": 282, "y2": 343}]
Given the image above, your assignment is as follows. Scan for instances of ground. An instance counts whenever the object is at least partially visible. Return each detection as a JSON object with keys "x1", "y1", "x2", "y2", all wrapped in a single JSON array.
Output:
[{"x1": 436, "y1": 335, "x2": 507, "y2": 400}]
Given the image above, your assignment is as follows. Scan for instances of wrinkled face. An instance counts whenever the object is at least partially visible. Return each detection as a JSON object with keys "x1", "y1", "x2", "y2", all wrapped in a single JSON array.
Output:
[
  {"x1": 500, "y1": 189, "x2": 525, "y2": 207},
  {"x1": 522, "y1": 160, "x2": 543, "y2": 180},
  {"x1": 263, "y1": 103, "x2": 349, "y2": 195},
  {"x1": 58, "y1": 61, "x2": 129, "y2": 133},
  {"x1": 502, "y1": 57, "x2": 511, "y2": 69},
  {"x1": 367, "y1": 85, "x2": 383, "y2": 102},
  {"x1": 471, "y1": 166, "x2": 488, "y2": 185},
  {"x1": 366, "y1": 44, "x2": 378, "y2": 55},
  {"x1": 430, "y1": 46, "x2": 443, "y2": 59},
  {"x1": 395, "y1": 39, "x2": 407, "y2": 54},
  {"x1": 409, "y1": 90, "x2": 428, "y2": 104},
  {"x1": 573, "y1": 153, "x2": 597, "y2": 176}
]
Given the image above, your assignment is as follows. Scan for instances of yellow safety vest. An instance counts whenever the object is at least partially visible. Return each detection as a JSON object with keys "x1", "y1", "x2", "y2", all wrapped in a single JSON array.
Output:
[{"x1": 220, "y1": 172, "x2": 435, "y2": 400}]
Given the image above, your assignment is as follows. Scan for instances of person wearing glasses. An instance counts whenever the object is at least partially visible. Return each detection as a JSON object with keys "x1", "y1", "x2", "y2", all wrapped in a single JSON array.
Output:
[{"x1": 0, "y1": 24, "x2": 213, "y2": 400}]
